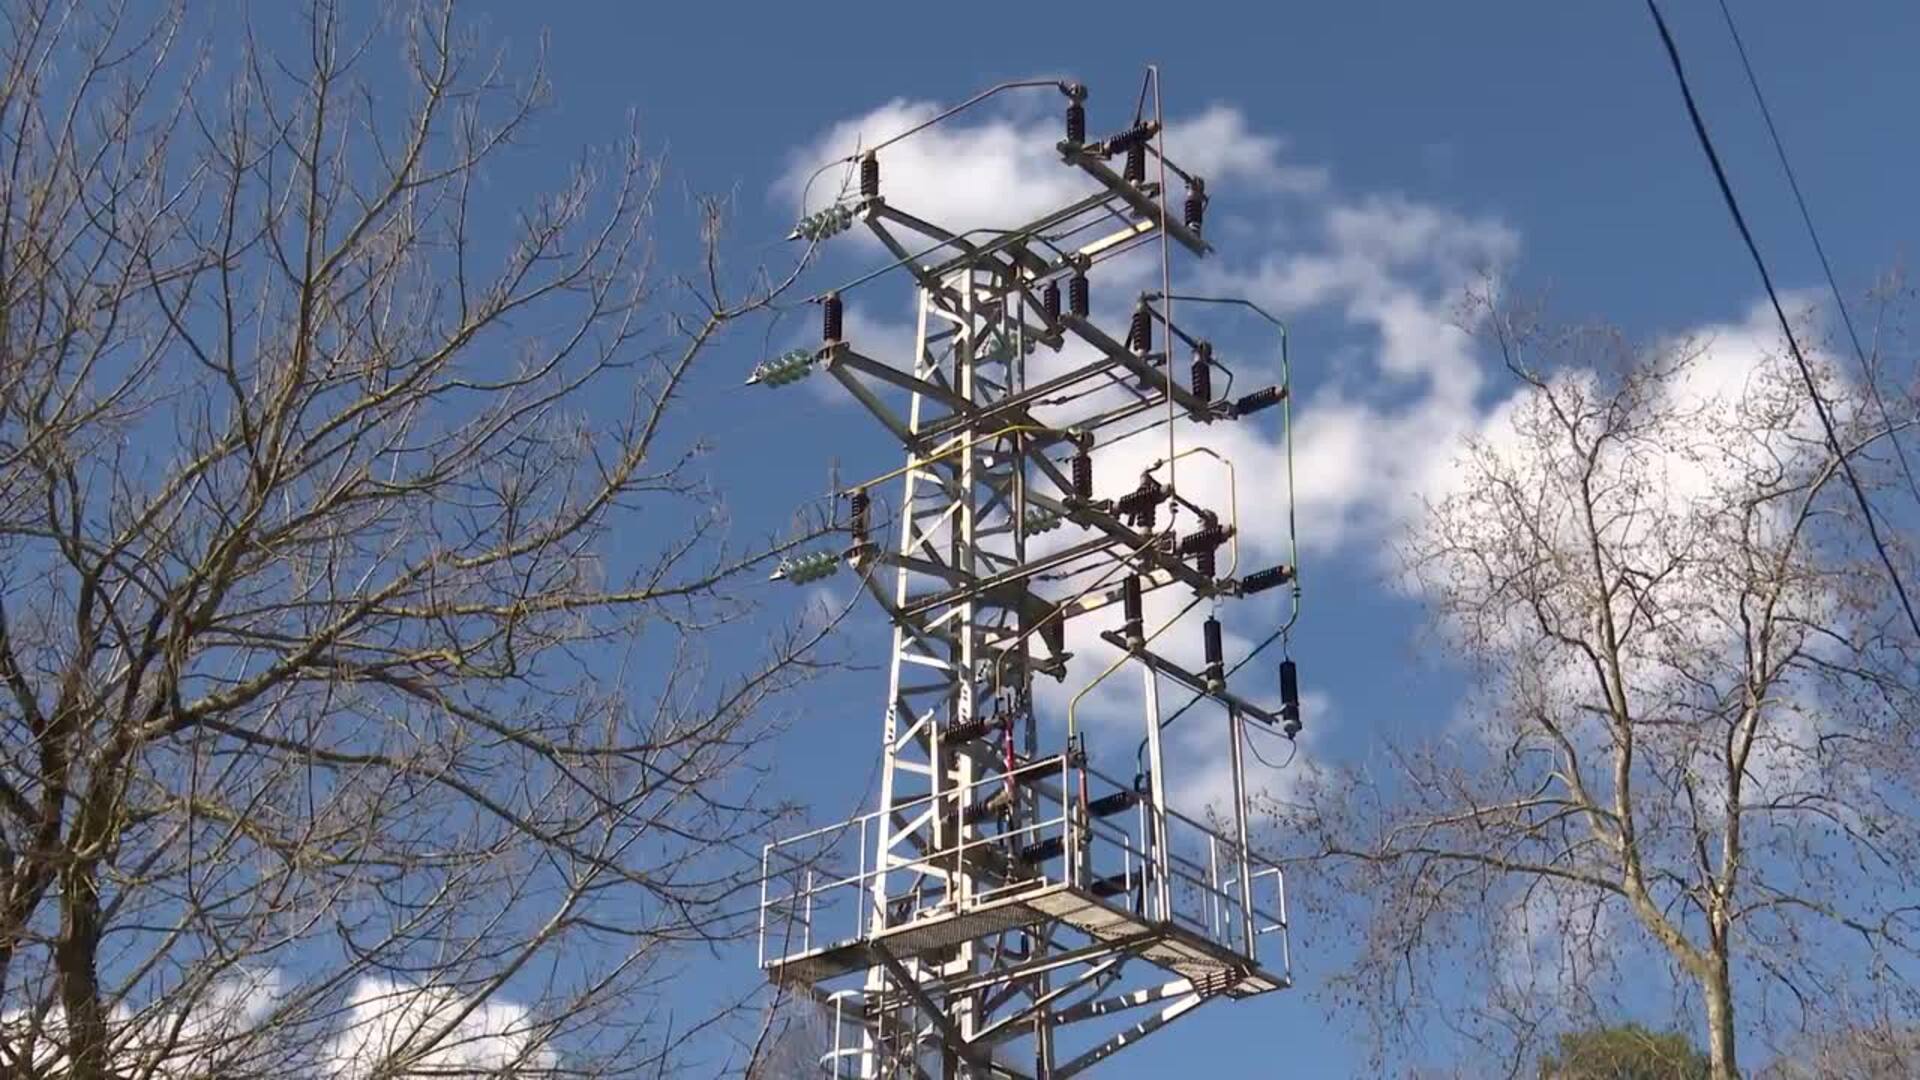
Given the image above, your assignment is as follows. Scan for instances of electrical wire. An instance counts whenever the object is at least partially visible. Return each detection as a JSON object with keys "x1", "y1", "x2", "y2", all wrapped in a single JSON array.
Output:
[
  {"x1": 1714, "y1": 0, "x2": 1920, "y2": 508},
  {"x1": 1136, "y1": 621, "x2": 1291, "y2": 775},
  {"x1": 1646, "y1": 0, "x2": 1920, "y2": 640},
  {"x1": 1151, "y1": 67, "x2": 1179, "y2": 500},
  {"x1": 1243, "y1": 723, "x2": 1298, "y2": 772}
]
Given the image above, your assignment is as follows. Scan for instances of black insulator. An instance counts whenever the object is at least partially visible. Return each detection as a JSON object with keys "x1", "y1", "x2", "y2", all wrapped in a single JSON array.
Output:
[
  {"x1": 1124, "y1": 141, "x2": 1146, "y2": 185},
  {"x1": 947, "y1": 716, "x2": 991, "y2": 743},
  {"x1": 1071, "y1": 450, "x2": 1093, "y2": 502},
  {"x1": 1042, "y1": 280, "x2": 1061, "y2": 324},
  {"x1": 848, "y1": 489, "x2": 871, "y2": 545},
  {"x1": 1115, "y1": 475, "x2": 1164, "y2": 529},
  {"x1": 1068, "y1": 273, "x2": 1089, "y2": 318},
  {"x1": 1066, "y1": 101, "x2": 1086, "y2": 144},
  {"x1": 823, "y1": 292, "x2": 844, "y2": 343},
  {"x1": 1183, "y1": 519, "x2": 1225, "y2": 580},
  {"x1": 1234, "y1": 385, "x2": 1285, "y2": 417},
  {"x1": 1122, "y1": 575, "x2": 1144, "y2": 640},
  {"x1": 1203, "y1": 616, "x2": 1224, "y2": 687},
  {"x1": 859, "y1": 154, "x2": 879, "y2": 199},
  {"x1": 1191, "y1": 342, "x2": 1214, "y2": 401},
  {"x1": 1128, "y1": 304, "x2": 1152, "y2": 354},
  {"x1": 1104, "y1": 123, "x2": 1153, "y2": 155},
  {"x1": 1280, "y1": 659, "x2": 1301, "y2": 725},
  {"x1": 1240, "y1": 564, "x2": 1294, "y2": 595},
  {"x1": 1183, "y1": 177, "x2": 1207, "y2": 232},
  {"x1": 1178, "y1": 520, "x2": 1225, "y2": 555}
]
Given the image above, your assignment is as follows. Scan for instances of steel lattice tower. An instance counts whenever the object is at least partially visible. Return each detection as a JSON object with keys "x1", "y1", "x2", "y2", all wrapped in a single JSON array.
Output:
[{"x1": 759, "y1": 75, "x2": 1304, "y2": 1079}]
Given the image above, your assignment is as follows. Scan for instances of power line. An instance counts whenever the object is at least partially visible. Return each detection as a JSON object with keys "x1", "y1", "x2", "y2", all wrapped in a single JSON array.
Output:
[
  {"x1": 1645, "y1": 0, "x2": 1920, "y2": 640},
  {"x1": 1714, "y1": 0, "x2": 1920, "y2": 508}
]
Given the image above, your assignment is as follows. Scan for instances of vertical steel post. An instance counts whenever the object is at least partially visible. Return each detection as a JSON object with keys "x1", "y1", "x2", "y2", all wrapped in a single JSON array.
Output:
[
  {"x1": 1142, "y1": 666, "x2": 1172, "y2": 922},
  {"x1": 1227, "y1": 705, "x2": 1256, "y2": 954}
]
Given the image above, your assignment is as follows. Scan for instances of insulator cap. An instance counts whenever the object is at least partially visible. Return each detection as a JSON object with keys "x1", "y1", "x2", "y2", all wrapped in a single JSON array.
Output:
[
  {"x1": 1069, "y1": 273, "x2": 1090, "y2": 319},
  {"x1": 772, "y1": 550, "x2": 840, "y2": 584},
  {"x1": 1203, "y1": 616, "x2": 1224, "y2": 687},
  {"x1": 1023, "y1": 507, "x2": 1063, "y2": 535},
  {"x1": 1183, "y1": 177, "x2": 1207, "y2": 232},
  {"x1": 1280, "y1": 658, "x2": 1301, "y2": 726},
  {"x1": 1191, "y1": 342, "x2": 1214, "y2": 402},
  {"x1": 1042, "y1": 280, "x2": 1061, "y2": 324},
  {"x1": 860, "y1": 153, "x2": 879, "y2": 199},
  {"x1": 823, "y1": 292, "x2": 844, "y2": 344},
  {"x1": 1240, "y1": 564, "x2": 1295, "y2": 595},
  {"x1": 1115, "y1": 474, "x2": 1165, "y2": 529},
  {"x1": 1183, "y1": 519, "x2": 1226, "y2": 581},
  {"x1": 1234, "y1": 385, "x2": 1285, "y2": 417},
  {"x1": 848, "y1": 489, "x2": 871, "y2": 545},
  {"x1": 1128, "y1": 304, "x2": 1152, "y2": 354},
  {"x1": 793, "y1": 203, "x2": 855, "y2": 242},
  {"x1": 747, "y1": 348, "x2": 816, "y2": 387},
  {"x1": 1178, "y1": 521, "x2": 1226, "y2": 555},
  {"x1": 1102, "y1": 123, "x2": 1154, "y2": 156}
]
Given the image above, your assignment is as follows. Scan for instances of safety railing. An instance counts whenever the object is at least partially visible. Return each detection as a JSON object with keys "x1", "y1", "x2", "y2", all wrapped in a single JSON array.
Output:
[{"x1": 759, "y1": 753, "x2": 1289, "y2": 985}]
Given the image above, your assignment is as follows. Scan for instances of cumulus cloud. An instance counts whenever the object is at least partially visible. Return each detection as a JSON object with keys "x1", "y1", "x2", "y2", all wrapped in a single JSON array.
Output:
[
  {"x1": 1, "y1": 971, "x2": 556, "y2": 1079},
  {"x1": 322, "y1": 977, "x2": 558, "y2": 1078},
  {"x1": 1, "y1": 968, "x2": 283, "y2": 1077},
  {"x1": 776, "y1": 94, "x2": 1321, "y2": 239}
]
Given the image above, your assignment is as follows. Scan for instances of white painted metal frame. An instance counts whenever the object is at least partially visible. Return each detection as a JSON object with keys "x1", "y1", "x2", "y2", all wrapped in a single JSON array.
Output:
[{"x1": 761, "y1": 85, "x2": 1296, "y2": 1079}]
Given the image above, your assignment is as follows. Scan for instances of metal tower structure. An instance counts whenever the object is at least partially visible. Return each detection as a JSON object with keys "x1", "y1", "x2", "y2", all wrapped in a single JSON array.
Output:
[{"x1": 758, "y1": 75, "x2": 1304, "y2": 1079}]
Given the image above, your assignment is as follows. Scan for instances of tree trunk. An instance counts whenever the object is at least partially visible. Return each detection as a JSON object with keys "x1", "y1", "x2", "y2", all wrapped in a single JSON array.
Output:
[
  {"x1": 1703, "y1": 951, "x2": 1738, "y2": 1080},
  {"x1": 56, "y1": 857, "x2": 108, "y2": 1080}
]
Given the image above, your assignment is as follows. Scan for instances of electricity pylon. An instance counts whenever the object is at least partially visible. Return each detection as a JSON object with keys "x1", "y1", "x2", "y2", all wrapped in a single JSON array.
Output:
[{"x1": 758, "y1": 75, "x2": 1304, "y2": 1079}]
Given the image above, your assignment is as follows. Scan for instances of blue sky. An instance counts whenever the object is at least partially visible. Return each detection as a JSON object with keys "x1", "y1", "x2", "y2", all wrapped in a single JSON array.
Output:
[{"x1": 439, "y1": 2, "x2": 1920, "y2": 1074}]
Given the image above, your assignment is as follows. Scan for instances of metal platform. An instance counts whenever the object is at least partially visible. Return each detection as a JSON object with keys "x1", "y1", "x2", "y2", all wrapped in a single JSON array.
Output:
[
  {"x1": 761, "y1": 756, "x2": 1290, "y2": 1075},
  {"x1": 770, "y1": 879, "x2": 1284, "y2": 997}
]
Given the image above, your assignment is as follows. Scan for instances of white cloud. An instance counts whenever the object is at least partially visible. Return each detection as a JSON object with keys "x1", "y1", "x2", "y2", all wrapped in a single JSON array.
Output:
[
  {"x1": 776, "y1": 95, "x2": 1324, "y2": 238},
  {"x1": 777, "y1": 97, "x2": 1082, "y2": 240},
  {"x1": 322, "y1": 977, "x2": 557, "y2": 1079},
  {"x1": 0, "y1": 968, "x2": 283, "y2": 1078},
  {"x1": 1161, "y1": 103, "x2": 1329, "y2": 197},
  {"x1": 1, "y1": 970, "x2": 556, "y2": 1078}
]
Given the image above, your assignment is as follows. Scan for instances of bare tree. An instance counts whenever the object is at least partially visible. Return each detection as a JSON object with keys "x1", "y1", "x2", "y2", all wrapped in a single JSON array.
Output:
[
  {"x1": 1275, "y1": 295, "x2": 1920, "y2": 1079},
  {"x1": 0, "y1": 1, "x2": 833, "y2": 1075},
  {"x1": 1758, "y1": 1020, "x2": 1920, "y2": 1079},
  {"x1": 741, "y1": 996, "x2": 832, "y2": 1080}
]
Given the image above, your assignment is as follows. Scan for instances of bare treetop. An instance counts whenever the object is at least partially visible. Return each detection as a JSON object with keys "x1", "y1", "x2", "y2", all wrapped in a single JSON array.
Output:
[
  {"x1": 1278, "y1": 292, "x2": 1920, "y2": 1079},
  {"x1": 0, "y1": 1, "x2": 831, "y2": 1076}
]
